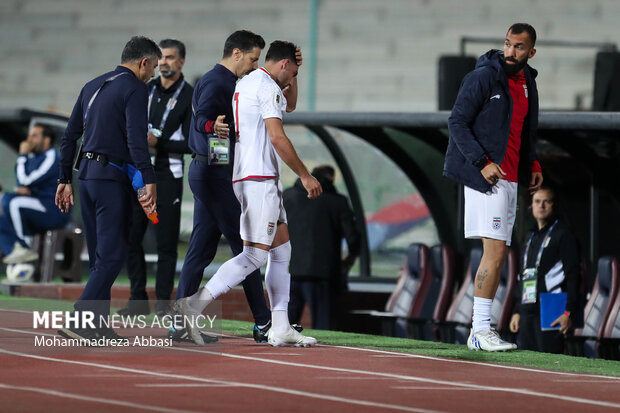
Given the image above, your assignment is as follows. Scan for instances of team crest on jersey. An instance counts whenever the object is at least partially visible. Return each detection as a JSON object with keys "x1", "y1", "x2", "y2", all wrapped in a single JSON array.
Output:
[
  {"x1": 267, "y1": 222, "x2": 275, "y2": 236},
  {"x1": 274, "y1": 93, "x2": 281, "y2": 106},
  {"x1": 492, "y1": 217, "x2": 502, "y2": 230}
]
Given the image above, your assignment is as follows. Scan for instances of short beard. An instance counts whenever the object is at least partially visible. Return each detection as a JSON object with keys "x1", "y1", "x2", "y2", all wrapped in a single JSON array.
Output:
[
  {"x1": 501, "y1": 56, "x2": 527, "y2": 76},
  {"x1": 160, "y1": 69, "x2": 176, "y2": 78}
]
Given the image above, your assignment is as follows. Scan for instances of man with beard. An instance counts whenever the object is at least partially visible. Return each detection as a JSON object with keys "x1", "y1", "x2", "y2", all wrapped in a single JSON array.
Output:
[
  {"x1": 117, "y1": 39, "x2": 193, "y2": 319},
  {"x1": 443, "y1": 23, "x2": 543, "y2": 351},
  {"x1": 1, "y1": 124, "x2": 70, "y2": 264}
]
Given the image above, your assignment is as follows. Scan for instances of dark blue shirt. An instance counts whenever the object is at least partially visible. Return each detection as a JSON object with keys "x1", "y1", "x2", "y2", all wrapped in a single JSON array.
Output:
[
  {"x1": 60, "y1": 65, "x2": 155, "y2": 184},
  {"x1": 15, "y1": 148, "x2": 60, "y2": 199},
  {"x1": 189, "y1": 64, "x2": 237, "y2": 168}
]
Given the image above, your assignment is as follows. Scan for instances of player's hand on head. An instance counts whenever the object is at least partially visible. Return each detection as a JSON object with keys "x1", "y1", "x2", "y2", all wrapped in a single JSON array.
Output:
[
  {"x1": 301, "y1": 174, "x2": 322, "y2": 199},
  {"x1": 295, "y1": 48, "x2": 303, "y2": 67}
]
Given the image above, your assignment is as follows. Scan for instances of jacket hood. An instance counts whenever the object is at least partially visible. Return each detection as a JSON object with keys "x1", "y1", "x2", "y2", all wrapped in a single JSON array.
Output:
[{"x1": 476, "y1": 49, "x2": 538, "y2": 80}]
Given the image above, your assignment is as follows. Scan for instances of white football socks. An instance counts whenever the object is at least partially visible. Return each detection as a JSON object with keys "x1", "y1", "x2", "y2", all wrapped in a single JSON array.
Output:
[
  {"x1": 188, "y1": 246, "x2": 269, "y2": 313},
  {"x1": 472, "y1": 297, "x2": 493, "y2": 333},
  {"x1": 266, "y1": 242, "x2": 292, "y2": 334}
]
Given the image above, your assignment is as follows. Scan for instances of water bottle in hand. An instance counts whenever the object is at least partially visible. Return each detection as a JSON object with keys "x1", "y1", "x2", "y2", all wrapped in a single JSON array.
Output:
[{"x1": 137, "y1": 186, "x2": 159, "y2": 224}]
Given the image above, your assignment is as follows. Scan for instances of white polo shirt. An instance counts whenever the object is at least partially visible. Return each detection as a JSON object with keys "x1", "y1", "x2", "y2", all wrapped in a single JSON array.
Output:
[{"x1": 232, "y1": 67, "x2": 287, "y2": 183}]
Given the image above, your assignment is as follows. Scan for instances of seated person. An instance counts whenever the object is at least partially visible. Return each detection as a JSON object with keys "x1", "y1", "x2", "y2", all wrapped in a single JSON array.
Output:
[{"x1": 1, "y1": 124, "x2": 70, "y2": 264}]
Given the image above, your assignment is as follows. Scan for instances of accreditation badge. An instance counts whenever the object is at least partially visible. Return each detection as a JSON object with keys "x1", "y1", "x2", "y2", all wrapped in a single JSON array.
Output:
[
  {"x1": 207, "y1": 135, "x2": 229, "y2": 165},
  {"x1": 521, "y1": 268, "x2": 538, "y2": 304}
]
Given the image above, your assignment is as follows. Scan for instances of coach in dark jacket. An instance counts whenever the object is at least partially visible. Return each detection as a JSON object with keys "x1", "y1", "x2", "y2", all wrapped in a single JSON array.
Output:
[
  {"x1": 443, "y1": 49, "x2": 539, "y2": 193},
  {"x1": 56, "y1": 36, "x2": 160, "y2": 341},
  {"x1": 284, "y1": 165, "x2": 360, "y2": 330}
]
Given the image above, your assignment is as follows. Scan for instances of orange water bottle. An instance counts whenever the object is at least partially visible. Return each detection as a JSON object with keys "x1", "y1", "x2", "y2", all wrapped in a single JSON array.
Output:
[{"x1": 137, "y1": 186, "x2": 159, "y2": 224}]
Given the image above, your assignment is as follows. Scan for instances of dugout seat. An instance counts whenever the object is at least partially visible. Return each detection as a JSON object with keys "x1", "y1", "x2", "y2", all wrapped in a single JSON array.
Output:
[
  {"x1": 406, "y1": 244, "x2": 455, "y2": 340},
  {"x1": 32, "y1": 223, "x2": 83, "y2": 283},
  {"x1": 600, "y1": 277, "x2": 620, "y2": 360},
  {"x1": 567, "y1": 256, "x2": 619, "y2": 358},
  {"x1": 438, "y1": 247, "x2": 518, "y2": 344},
  {"x1": 351, "y1": 243, "x2": 431, "y2": 338}
]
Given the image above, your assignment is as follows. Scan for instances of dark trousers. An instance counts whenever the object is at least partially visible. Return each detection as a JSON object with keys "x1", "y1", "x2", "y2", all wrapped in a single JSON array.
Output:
[
  {"x1": 175, "y1": 160, "x2": 270, "y2": 325},
  {"x1": 126, "y1": 178, "x2": 182, "y2": 303},
  {"x1": 288, "y1": 280, "x2": 332, "y2": 330},
  {"x1": 75, "y1": 179, "x2": 131, "y2": 323},
  {"x1": 517, "y1": 311, "x2": 564, "y2": 354}
]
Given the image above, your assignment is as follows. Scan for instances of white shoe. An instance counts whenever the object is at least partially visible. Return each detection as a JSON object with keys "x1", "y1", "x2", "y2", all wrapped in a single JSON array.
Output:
[
  {"x1": 2, "y1": 242, "x2": 38, "y2": 264},
  {"x1": 268, "y1": 327, "x2": 317, "y2": 347},
  {"x1": 467, "y1": 328, "x2": 517, "y2": 352},
  {"x1": 173, "y1": 298, "x2": 205, "y2": 346}
]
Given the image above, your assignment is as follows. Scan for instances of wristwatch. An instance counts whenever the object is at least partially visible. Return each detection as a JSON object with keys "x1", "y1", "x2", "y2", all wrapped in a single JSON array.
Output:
[{"x1": 57, "y1": 178, "x2": 71, "y2": 184}]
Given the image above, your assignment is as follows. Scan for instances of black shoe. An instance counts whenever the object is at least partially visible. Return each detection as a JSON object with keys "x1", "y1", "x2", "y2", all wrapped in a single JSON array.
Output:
[
  {"x1": 253, "y1": 321, "x2": 303, "y2": 343},
  {"x1": 116, "y1": 300, "x2": 150, "y2": 316},
  {"x1": 167, "y1": 327, "x2": 219, "y2": 344},
  {"x1": 58, "y1": 327, "x2": 101, "y2": 345}
]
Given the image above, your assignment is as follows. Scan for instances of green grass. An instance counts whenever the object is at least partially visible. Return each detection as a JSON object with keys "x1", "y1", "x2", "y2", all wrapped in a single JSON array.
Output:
[
  {"x1": 221, "y1": 319, "x2": 620, "y2": 377},
  {"x1": 2, "y1": 292, "x2": 618, "y2": 377}
]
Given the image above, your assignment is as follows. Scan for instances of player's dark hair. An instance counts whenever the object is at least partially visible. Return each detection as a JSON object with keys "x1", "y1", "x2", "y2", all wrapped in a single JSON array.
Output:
[
  {"x1": 508, "y1": 23, "x2": 537, "y2": 47},
  {"x1": 121, "y1": 36, "x2": 162, "y2": 63},
  {"x1": 34, "y1": 123, "x2": 56, "y2": 144},
  {"x1": 159, "y1": 38, "x2": 186, "y2": 59},
  {"x1": 265, "y1": 40, "x2": 297, "y2": 63},
  {"x1": 222, "y1": 30, "x2": 265, "y2": 58}
]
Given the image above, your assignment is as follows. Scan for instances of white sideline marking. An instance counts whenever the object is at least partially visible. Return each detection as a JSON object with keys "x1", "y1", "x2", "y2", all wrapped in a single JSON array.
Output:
[
  {"x1": 0, "y1": 348, "x2": 441, "y2": 413},
  {"x1": 392, "y1": 386, "x2": 481, "y2": 391},
  {"x1": 247, "y1": 352, "x2": 301, "y2": 356},
  {"x1": 218, "y1": 331, "x2": 620, "y2": 382},
  {"x1": 165, "y1": 346, "x2": 620, "y2": 409},
  {"x1": 0, "y1": 382, "x2": 198, "y2": 413},
  {"x1": 135, "y1": 383, "x2": 234, "y2": 388},
  {"x1": 1, "y1": 310, "x2": 619, "y2": 381}
]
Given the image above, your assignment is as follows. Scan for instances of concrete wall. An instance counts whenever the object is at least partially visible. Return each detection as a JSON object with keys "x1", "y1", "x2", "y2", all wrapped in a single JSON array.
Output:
[{"x1": 0, "y1": 0, "x2": 618, "y2": 114}]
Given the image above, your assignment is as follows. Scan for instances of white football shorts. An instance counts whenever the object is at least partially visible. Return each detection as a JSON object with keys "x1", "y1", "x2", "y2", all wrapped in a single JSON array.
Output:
[
  {"x1": 233, "y1": 178, "x2": 287, "y2": 246},
  {"x1": 464, "y1": 179, "x2": 518, "y2": 246}
]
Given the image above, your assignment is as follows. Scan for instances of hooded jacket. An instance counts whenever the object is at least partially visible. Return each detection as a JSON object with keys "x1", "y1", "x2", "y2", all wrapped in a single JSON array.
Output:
[{"x1": 443, "y1": 50, "x2": 539, "y2": 193}]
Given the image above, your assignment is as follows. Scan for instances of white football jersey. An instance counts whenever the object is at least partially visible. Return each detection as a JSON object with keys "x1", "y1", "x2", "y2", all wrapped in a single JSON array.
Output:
[{"x1": 232, "y1": 68, "x2": 287, "y2": 182}]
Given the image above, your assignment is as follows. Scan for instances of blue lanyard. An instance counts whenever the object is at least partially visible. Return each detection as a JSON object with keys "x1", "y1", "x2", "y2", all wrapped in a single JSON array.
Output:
[
  {"x1": 147, "y1": 80, "x2": 185, "y2": 132},
  {"x1": 83, "y1": 72, "x2": 128, "y2": 126},
  {"x1": 523, "y1": 220, "x2": 558, "y2": 270}
]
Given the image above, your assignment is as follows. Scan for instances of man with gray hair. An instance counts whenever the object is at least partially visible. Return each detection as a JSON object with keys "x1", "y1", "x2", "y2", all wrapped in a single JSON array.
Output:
[{"x1": 56, "y1": 36, "x2": 161, "y2": 342}]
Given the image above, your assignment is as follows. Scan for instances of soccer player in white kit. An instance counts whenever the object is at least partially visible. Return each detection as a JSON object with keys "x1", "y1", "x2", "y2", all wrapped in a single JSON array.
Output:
[{"x1": 174, "y1": 40, "x2": 322, "y2": 346}]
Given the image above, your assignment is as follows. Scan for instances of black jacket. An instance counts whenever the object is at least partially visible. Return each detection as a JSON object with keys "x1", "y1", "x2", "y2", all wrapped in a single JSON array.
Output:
[
  {"x1": 283, "y1": 177, "x2": 361, "y2": 283},
  {"x1": 514, "y1": 219, "x2": 581, "y2": 315},
  {"x1": 147, "y1": 75, "x2": 193, "y2": 180},
  {"x1": 443, "y1": 50, "x2": 539, "y2": 193}
]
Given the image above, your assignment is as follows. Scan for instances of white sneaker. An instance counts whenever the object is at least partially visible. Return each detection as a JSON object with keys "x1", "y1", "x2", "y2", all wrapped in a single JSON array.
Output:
[
  {"x1": 2, "y1": 242, "x2": 38, "y2": 264},
  {"x1": 467, "y1": 328, "x2": 517, "y2": 352},
  {"x1": 173, "y1": 298, "x2": 205, "y2": 346},
  {"x1": 268, "y1": 327, "x2": 317, "y2": 347}
]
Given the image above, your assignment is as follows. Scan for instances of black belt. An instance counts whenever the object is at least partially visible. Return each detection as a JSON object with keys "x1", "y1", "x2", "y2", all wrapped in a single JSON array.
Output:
[
  {"x1": 83, "y1": 151, "x2": 124, "y2": 166},
  {"x1": 191, "y1": 153, "x2": 210, "y2": 163}
]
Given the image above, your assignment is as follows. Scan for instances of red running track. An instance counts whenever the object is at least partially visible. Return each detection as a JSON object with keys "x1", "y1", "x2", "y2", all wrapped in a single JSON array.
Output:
[{"x1": 0, "y1": 309, "x2": 619, "y2": 412}]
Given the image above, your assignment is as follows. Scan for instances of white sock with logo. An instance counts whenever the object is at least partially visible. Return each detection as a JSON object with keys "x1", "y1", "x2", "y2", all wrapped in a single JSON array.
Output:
[{"x1": 472, "y1": 297, "x2": 492, "y2": 333}]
